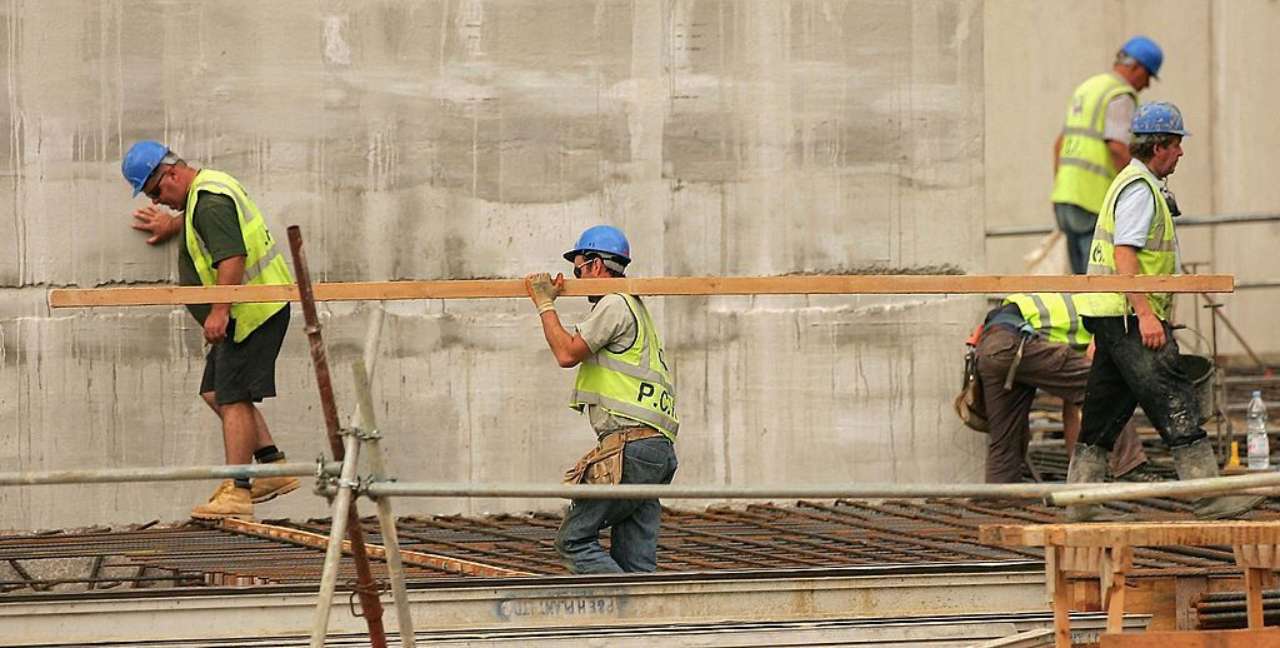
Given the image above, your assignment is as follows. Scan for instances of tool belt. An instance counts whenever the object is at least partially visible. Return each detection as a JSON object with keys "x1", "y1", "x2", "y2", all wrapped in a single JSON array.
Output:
[{"x1": 562, "y1": 427, "x2": 666, "y2": 486}]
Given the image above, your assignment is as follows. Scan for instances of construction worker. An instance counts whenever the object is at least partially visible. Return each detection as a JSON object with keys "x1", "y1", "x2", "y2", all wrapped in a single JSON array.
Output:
[
  {"x1": 122, "y1": 140, "x2": 298, "y2": 520},
  {"x1": 1052, "y1": 36, "x2": 1162, "y2": 274},
  {"x1": 1069, "y1": 103, "x2": 1261, "y2": 520},
  {"x1": 524, "y1": 225, "x2": 679, "y2": 574},
  {"x1": 976, "y1": 292, "x2": 1154, "y2": 484}
]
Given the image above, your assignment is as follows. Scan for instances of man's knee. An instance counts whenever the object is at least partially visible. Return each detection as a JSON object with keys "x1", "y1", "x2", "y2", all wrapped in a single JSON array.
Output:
[{"x1": 200, "y1": 391, "x2": 219, "y2": 412}]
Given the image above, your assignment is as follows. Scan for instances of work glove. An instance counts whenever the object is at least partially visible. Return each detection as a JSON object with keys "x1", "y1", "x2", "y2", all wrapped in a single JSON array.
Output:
[{"x1": 525, "y1": 272, "x2": 564, "y2": 314}]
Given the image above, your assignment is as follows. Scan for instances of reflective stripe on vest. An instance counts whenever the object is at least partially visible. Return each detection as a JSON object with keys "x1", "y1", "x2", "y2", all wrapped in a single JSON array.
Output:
[
  {"x1": 570, "y1": 293, "x2": 679, "y2": 440},
  {"x1": 1079, "y1": 163, "x2": 1178, "y2": 320},
  {"x1": 184, "y1": 169, "x2": 294, "y2": 343},
  {"x1": 1003, "y1": 292, "x2": 1092, "y2": 347},
  {"x1": 1050, "y1": 73, "x2": 1137, "y2": 214}
]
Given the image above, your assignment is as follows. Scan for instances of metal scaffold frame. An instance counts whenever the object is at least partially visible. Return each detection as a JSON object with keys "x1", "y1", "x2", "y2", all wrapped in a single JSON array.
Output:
[{"x1": 21, "y1": 224, "x2": 1269, "y2": 646}]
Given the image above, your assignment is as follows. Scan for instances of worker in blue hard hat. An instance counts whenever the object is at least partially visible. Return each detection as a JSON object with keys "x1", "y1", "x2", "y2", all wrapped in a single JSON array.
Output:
[
  {"x1": 1069, "y1": 102, "x2": 1261, "y2": 521},
  {"x1": 523, "y1": 225, "x2": 679, "y2": 574},
  {"x1": 1051, "y1": 35, "x2": 1164, "y2": 274},
  {"x1": 121, "y1": 140, "x2": 298, "y2": 521}
]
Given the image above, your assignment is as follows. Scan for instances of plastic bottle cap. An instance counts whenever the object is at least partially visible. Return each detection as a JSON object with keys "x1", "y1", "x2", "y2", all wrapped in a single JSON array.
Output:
[{"x1": 1254, "y1": 390, "x2": 1263, "y2": 398}]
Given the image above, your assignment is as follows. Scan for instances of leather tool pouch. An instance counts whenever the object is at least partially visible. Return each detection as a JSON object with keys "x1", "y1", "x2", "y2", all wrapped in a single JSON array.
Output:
[{"x1": 562, "y1": 428, "x2": 664, "y2": 485}]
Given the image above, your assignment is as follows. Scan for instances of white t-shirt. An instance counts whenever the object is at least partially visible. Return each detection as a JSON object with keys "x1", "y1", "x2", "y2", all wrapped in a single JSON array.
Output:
[{"x1": 1112, "y1": 159, "x2": 1180, "y2": 266}]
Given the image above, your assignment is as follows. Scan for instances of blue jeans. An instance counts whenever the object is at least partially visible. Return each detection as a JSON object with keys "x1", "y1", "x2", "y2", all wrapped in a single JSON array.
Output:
[
  {"x1": 554, "y1": 435, "x2": 678, "y2": 574},
  {"x1": 1054, "y1": 202, "x2": 1098, "y2": 275}
]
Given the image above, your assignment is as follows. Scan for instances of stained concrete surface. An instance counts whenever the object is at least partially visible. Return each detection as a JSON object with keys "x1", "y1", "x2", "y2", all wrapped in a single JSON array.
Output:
[{"x1": 4, "y1": 0, "x2": 987, "y2": 529}]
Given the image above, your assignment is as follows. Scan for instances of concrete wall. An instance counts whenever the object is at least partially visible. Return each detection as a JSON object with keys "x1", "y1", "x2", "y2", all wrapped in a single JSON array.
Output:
[
  {"x1": 0, "y1": 1, "x2": 987, "y2": 530},
  {"x1": 983, "y1": 0, "x2": 1280, "y2": 356}
]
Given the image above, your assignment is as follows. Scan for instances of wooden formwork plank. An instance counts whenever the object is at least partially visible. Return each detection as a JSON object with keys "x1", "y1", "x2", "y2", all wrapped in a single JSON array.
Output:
[
  {"x1": 980, "y1": 521, "x2": 1280, "y2": 548},
  {"x1": 1099, "y1": 628, "x2": 1280, "y2": 647},
  {"x1": 48, "y1": 274, "x2": 1236, "y2": 308},
  {"x1": 219, "y1": 518, "x2": 533, "y2": 577}
]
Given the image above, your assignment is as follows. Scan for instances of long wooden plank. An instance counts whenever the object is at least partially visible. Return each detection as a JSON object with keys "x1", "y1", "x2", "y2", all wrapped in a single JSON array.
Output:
[
  {"x1": 48, "y1": 274, "x2": 1236, "y2": 308},
  {"x1": 980, "y1": 520, "x2": 1280, "y2": 548},
  {"x1": 219, "y1": 518, "x2": 533, "y2": 577}
]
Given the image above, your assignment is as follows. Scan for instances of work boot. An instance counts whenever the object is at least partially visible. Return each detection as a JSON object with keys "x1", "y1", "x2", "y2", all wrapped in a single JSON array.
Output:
[
  {"x1": 206, "y1": 479, "x2": 234, "y2": 502},
  {"x1": 250, "y1": 476, "x2": 300, "y2": 504},
  {"x1": 1064, "y1": 444, "x2": 1121, "y2": 522},
  {"x1": 191, "y1": 486, "x2": 253, "y2": 521},
  {"x1": 1171, "y1": 438, "x2": 1264, "y2": 520}
]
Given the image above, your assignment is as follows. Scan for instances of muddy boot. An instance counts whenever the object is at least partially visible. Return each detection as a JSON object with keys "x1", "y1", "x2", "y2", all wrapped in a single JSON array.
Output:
[
  {"x1": 250, "y1": 476, "x2": 300, "y2": 504},
  {"x1": 1172, "y1": 438, "x2": 1264, "y2": 520},
  {"x1": 1064, "y1": 444, "x2": 1120, "y2": 522},
  {"x1": 191, "y1": 486, "x2": 253, "y2": 521}
]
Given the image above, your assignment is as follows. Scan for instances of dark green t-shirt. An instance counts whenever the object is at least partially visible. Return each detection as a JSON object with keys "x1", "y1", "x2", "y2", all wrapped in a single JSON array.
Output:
[{"x1": 177, "y1": 192, "x2": 248, "y2": 324}]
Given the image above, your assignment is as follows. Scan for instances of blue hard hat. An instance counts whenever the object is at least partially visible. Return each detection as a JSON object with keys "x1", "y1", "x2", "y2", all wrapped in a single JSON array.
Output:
[
  {"x1": 1121, "y1": 36, "x2": 1163, "y2": 78},
  {"x1": 563, "y1": 225, "x2": 631, "y2": 264},
  {"x1": 1132, "y1": 101, "x2": 1190, "y2": 136},
  {"x1": 121, "y1": 140, "x2": 169, "y2": 197}
]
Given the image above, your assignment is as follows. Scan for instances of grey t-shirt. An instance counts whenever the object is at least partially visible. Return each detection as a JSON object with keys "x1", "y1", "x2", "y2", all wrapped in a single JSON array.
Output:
[{"x1": 574, "y1": 293, "x2": 642, "y2": 436}]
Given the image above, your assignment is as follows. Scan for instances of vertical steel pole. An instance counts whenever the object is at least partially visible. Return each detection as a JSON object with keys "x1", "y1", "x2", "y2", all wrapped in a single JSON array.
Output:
[
  {"x1": 309, "y1": 433, "x2": 360, "y2": 647},
  {"x1": 348, "y1": 304, "x2": 386, "y2": 430},
  {"x1": 288, "y1": 225, "x2": 387, "y2": 648},
  {"x1": 352, "y1": 361, "x2": 416, "y2": 647}
]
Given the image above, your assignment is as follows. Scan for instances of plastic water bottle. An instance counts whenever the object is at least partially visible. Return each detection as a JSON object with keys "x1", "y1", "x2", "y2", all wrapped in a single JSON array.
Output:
[{"x1": 1247, "y1": 390, "x2": 1270, "y2": 470}]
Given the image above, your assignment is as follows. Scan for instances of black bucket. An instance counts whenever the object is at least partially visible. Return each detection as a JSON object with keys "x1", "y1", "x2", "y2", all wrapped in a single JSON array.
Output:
[{"x1": 1180, "y1": 354, "x2": 1216, "y2": 424}]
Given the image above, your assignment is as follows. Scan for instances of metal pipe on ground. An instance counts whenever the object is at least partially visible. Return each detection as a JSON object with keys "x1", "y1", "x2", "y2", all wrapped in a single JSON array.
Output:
[
  {"x1": 0, "y1": 462, "x2": 340, "y2": 486},
  {"x1": 347, "y1": 482, "x2": 1069, "y2": 500},
  {"x1": 1047, "y1": 471, "x2": 1280, "y2": 506}
]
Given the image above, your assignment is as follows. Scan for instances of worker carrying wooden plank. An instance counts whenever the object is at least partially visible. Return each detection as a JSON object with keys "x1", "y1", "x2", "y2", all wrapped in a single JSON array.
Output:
[
  {"x1": 1052, "y1": 36, "x2": 1162, "y2": 274},
  {"x1": 524, "y1": 225, "x2": 679, "y2": 574},
  {"x1": 969, "y1": 292, "x2": 1154, "y2": 484},
  {"x1": 1067, "y1": 103, "x2": 1262, "y2": 521},
  {"x1": 120, "y1": 140, "x2": 300, "y2": 520}
]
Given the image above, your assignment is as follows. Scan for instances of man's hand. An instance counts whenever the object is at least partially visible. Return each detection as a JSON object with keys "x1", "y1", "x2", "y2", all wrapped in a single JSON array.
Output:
[
  {"x1": 525, "y1": 272, "x2": 564, "y2": 314},
  {"x1": 1137, "y1": 312, "x2": 1166, "y2": 350},
  {"x1": 131, "y1": 206, "x2": 182, "y2": 245},
  {"x1": 204, "y1": 307, "x2": 230, "y2": 345},
  {"x1": 1085, "y1": 339, "x2": 1097, "y2": 361}
]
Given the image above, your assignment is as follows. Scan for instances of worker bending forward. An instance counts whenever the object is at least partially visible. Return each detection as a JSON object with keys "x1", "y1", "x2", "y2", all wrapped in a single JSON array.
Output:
[
  {"x1": 122, "y1": 141, "x2": 298, "y2": 520},
  {"x1": 977, "y1": 292, "x2": 1153, "y2": 484},
  {"x1": 525, "y1": 225, "x2": 679, "y2": 573},
  {"x1": 1069, "y1": 103, "x2": 1261, "y2": 520}
]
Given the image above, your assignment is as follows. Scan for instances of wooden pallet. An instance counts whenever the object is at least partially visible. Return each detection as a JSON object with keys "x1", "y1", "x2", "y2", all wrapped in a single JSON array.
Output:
[{"x1": 980, "y1": 521, "x2": 1280, "y2": 648}]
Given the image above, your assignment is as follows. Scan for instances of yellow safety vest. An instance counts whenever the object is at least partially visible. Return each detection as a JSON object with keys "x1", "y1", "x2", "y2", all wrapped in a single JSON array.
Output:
[
  {"x1": 184, "y1": 169, "x2": 293, "y2": 343},
  {"x1": 570, "y1": 294, "x2": 679, "y2": 440},
  {"x1": 1079, "y1": 163, "x2": 1178, "y2": 320},
  {"x1": 1002, "y1": 293, "x2": 1093, "y2": 348},
  {"x1": 1051, "y1": 73, "x2": 1138, "y2": 214}
]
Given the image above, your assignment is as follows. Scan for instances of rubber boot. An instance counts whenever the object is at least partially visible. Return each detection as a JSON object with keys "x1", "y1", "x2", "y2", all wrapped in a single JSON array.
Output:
[
  {"x1": 1171, "y1": 438, "x2": 1264, "y2": 520},
  {"x1": 1064, "y1": 444, "x2": 1117, "y2": 522}
]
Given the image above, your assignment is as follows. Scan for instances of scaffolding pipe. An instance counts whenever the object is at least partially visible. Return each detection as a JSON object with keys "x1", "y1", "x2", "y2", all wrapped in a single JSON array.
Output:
[
  {"x1": 1048, "y1": 472, "x2": 1280, "y2": 506},
  {"x1": 352, "y1": 361, "x2": 416, "y2": 648},
  {"x1": 985, "y1": 212, "x2": 1280, "y2": 238},
  {"x1": 310, "y1": 434, "x2": 361, "y2": 648},
  {"x1": 288, "y1": 225, "x2": 386, "y2": 647},
  {"x1": 0, "y1": 462, "x2": 340, "y2": 486},
  {"x1": 348, "y1": 481, "x2": 1070, "y2": 500}
]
